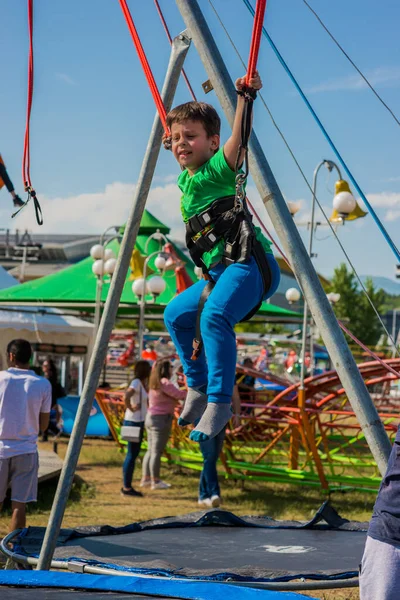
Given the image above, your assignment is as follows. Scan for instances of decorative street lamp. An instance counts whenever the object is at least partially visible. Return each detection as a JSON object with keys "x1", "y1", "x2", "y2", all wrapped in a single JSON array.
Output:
[
  {"x1": 291, "y1": 160, "x2": 359, "y2": 385},
  {"x1": 132, "y1": 230, "x2": 173, "y2": 357},
  {"x1": 90, "y1": 226, "x2": 121, "y2": 334},
  {"x1": 285, "y1": 287, "x2": 301, "y2": 305},
  {"x1": 327, "y1": 292, "x2": 341, "y2": 305}
]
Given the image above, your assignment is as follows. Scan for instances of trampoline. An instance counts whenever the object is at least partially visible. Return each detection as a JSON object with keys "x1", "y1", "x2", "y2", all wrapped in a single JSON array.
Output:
[
  {"x1": 0, "y1": 571, "x2": 311, "y2": 600},
  {"x1": 1, "y1": 503, "x2": 365, "y2": 592}
]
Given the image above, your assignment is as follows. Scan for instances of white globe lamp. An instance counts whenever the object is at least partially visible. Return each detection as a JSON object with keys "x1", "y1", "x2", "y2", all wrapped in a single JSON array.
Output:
[
  {"x1": 104, "y1": 248, "x2": 116, "y2": 261},
  {"x1": 148, "y1": 276, "x2": 166, "y2": 297},
  {"x1": 132, "y1": 278, "x2": 148, "y2": 298},
  {"x1": 333, "y1": 191, "x2": 356, "y2": 217},
  {"x1": 287, "y1": 201, "x2": 301, "y2": 217},
  {"x1": 104, "y1": 258, "x2": 117, "y2": 275},
  {"x1": 92, "y1": 259, "x2": 104, "y2": 277},
  {"x1": 327, "y1": 292, "x2": 341, "y2": 305},
  {"x1": 90, "y1": 244, "x2": 104, "y2": 260},
  {"x1": 154, "y1": 254, "x2": 166, "y2": 271},
  {"x1": 285, "y1": 287, "x2": 301, "y2": 304}
]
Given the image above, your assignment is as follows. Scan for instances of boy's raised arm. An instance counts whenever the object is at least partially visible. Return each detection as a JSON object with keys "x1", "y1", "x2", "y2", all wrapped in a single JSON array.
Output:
[{"x1": 223, "y1": 71, "x2": 262, "y2": 171}]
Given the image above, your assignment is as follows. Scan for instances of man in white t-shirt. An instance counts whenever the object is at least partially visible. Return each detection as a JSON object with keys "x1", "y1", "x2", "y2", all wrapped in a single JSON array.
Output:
[{"x1": 0, "y1": 339, "x2": 52, "y2": 532}]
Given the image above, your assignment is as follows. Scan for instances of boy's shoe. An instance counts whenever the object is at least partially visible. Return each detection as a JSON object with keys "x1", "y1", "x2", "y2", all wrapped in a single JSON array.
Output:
[
  {"x1": 139, "y1": 479, "x2": 151, "y2": 488},
  {"x1": 120, "y1": 487, "x2": 143, "y2": 497},
  {"x1": 151, "y1": 480, "x2": 171, "y2": 490},
  {"x1": 198, "y1": 498, "x2": 213, "y2": 508},
  {"x1": 210, "y1": 495, "x2": 221, "y2": 508},
  {"x1": 13, "y1": 196, "x2": 24, "y2": 208}
]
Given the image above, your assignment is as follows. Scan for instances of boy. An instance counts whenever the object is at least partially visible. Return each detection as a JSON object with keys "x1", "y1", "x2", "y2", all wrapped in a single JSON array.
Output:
[{"x1": 164, "y1": 72, "x2": 280, "y2": 442}]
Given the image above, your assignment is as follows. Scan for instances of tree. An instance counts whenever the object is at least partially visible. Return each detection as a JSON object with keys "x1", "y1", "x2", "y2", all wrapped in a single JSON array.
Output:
[{"x1": 327, "y1": 263, "x2": 385, "y2": 346}]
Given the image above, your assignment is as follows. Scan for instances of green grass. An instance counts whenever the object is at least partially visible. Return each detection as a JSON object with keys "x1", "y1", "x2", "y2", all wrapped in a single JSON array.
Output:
[{"x1": 0, "y1": 438, "x2": 369, "y2": 599}]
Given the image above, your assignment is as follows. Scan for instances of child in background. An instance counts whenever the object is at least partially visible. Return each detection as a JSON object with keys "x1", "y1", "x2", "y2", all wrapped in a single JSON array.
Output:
[
  {"x1": 141, "y1": 359, "x2": 186, "y2": 490},
  {"x1": 164, "y1": 72, "x2": 280, "y2": 442},
  {"x1": 121, "y1": 360, "x2": 151, "y2": 497}
]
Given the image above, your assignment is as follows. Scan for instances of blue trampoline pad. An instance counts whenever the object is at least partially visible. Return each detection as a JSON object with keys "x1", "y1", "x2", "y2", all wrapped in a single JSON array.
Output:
[{"x1": 0, "y1": 571, "x2": 313, "y2": 599}]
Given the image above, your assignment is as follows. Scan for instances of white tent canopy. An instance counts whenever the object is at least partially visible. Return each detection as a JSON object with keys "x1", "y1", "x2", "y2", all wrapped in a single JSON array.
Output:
[{"x1": 0, "y1": 307, "x2": 93, "y2": 369}]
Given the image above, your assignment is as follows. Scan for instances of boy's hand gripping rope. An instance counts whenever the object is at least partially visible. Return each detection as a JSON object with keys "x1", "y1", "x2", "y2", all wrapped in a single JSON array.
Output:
[
  {"x1": 234, "y1": 0, "x2": 267, "y2": 204},
  {"x1": 13, "y1": 0, "x2": 43, "y2": 225}
]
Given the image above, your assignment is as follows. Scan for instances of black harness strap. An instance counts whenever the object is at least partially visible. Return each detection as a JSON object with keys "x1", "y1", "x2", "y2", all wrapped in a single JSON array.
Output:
[
  {"x1": 187, "y1": 86, "x2": 274, "y2": 360},
  {"x1": 191, "y1": 280, "x2": 215, "y2": 360}
]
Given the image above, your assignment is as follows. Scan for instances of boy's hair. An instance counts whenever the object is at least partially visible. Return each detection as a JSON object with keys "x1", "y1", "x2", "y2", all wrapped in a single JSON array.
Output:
[
  {"x1": 166, "y1": 102, "x2": 221, "y2": 138},
  {"x1": 149, "y1": 359, "x2": 172, "y2": 390},
  {"x1": 7, "y1": 339, "x2": 32, "y2": 364}
]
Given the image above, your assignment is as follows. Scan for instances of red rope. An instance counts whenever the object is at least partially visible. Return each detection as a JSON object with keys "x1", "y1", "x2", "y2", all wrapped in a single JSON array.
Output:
[
  {"x1": 153, "y1": 0, "x2": 197, "y2": 102},
  {"x1": 246, "y1": 0, "x2": 267, "y2": 84},
  {"x1": 22, "y1": 0, "x2": 34, "y2": 189},
  {"x1": 118, "y1": 0, "x2": 169, "y2": 133}
]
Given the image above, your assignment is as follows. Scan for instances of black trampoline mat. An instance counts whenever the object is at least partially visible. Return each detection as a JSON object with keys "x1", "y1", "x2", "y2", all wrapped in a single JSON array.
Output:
[
  {"x1": 0, "y1": 590, "x2": 170, "y2": 600},
  {"x1": 60, "y1": 526, "x2": 366, "y2": 575}
]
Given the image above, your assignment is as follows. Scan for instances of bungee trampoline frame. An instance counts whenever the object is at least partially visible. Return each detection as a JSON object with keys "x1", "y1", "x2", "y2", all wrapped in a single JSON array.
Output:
[{"x1": 0, "y1": 506, "x2": 362, "y2": 592}]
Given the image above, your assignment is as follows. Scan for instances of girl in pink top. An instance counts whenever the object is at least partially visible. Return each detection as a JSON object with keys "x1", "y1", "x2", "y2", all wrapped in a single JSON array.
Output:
[{"x1": 141, "y1": 360, "x2": 186, "y2": 490}]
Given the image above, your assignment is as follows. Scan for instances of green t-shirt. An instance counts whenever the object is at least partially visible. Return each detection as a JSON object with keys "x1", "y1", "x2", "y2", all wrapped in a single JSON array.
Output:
[{"x1": 178, "y1": 148, "x2": 272, "y2": 269}]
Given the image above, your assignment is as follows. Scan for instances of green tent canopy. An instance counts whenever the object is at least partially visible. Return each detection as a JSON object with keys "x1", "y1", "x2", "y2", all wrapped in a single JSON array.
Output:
[{"x1": 0, "y1": 210, "x2": 301, "y2": 321}]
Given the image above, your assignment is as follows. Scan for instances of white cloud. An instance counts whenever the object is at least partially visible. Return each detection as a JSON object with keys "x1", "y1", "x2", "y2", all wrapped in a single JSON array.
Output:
[
  {"x1": 385, "y1": 209, "x2": 400, "y2": 222},
  {"x1": 362, "y1": 191, "x2": 400, "y2": 221},
  {"x1": 4, "y1": 180, "x2": 185, "y2": 239},
  {"x1": 56, "y1": 72, "x2": 77, "y2": 86},
  {"x1": 305, "y1": 66, "x2": 400, "y2": 94},
  {"x1": 381, "y1": 176, "x2": 400, "y2": 183}
]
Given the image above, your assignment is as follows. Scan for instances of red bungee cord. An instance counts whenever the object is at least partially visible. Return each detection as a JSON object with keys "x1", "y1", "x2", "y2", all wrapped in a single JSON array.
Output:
[
  {"x1": 17, "y1": 0, "x2": 43, "y2": 225},
  {"x1": 118, "y1": 0, "x2": 169, "y2": 134},
  {"x1": 246, "y1": 0, "x2": 267, "y2": 84}
]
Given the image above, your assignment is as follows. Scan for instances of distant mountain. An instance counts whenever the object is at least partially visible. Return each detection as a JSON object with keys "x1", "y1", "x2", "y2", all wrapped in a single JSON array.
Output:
[{"x1": 359, "y1": 276, "x2": 400, "y2": 296}]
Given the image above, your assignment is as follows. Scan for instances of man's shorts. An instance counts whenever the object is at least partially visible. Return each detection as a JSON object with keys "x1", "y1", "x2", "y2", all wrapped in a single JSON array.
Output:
[{"x1": 0, "y1": 452, "x2": 39, "y2": 503}]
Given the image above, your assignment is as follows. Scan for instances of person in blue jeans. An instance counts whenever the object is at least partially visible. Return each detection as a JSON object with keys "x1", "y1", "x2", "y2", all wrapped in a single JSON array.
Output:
[
  {"x1": 121, "y1": 360, "x2": 151, "y2": 498},
  {"x1": 164, "y1": 71, "x2": 280, "y2": 443},
  {"x1": 198, "y1": 427, "x2": 225, "y2": 508}
]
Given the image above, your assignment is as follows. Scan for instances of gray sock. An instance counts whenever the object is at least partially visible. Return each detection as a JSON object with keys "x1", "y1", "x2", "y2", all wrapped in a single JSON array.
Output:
[
  {"x1": 178, "y1": 386, "x2": 208, "y2": 426},
  {"x1": 189, "y1": 403, "x2": 232, "y2": 442}
]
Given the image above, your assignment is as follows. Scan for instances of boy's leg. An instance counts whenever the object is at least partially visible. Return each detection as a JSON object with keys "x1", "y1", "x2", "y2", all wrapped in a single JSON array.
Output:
[
  {"x1": 190, "y1": 258, "x2": 264, "y2": 442},
  {"x1": 164, "y1": 281, "x2": 209, "y2": 424}
]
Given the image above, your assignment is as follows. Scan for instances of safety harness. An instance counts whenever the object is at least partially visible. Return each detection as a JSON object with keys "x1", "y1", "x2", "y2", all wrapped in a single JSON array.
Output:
[{"x1": 187, "y1": 87, "x2": 272, "y2": 360}]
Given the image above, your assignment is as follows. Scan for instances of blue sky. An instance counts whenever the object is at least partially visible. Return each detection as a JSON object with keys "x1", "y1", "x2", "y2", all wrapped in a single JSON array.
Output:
[{"x1": 1, "y1": 0, "x2": 399, "y2": 282}]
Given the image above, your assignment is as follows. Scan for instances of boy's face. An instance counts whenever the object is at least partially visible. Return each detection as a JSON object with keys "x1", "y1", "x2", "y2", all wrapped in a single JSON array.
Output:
[{"x1": 171, "y1": 119, "x2": 219, "y2": 174}]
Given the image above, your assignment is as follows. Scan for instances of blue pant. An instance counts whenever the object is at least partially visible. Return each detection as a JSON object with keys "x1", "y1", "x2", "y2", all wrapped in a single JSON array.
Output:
[
  {"x1": 122, "y1": 419, "x2": 144, "y2": 489},
  {"x1": 164, "y1": 254, "x2": 280, "y2": 403},
  {"x1": 199, "y1": 428, "x2": 226, "y2": 500}
]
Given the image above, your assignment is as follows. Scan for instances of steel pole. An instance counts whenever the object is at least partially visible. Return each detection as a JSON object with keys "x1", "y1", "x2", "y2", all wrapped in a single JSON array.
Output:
[
  {"x1": 176, "y1": 0, "x2": 391, "y2": 473},
  {"x1": 36, "y1": 31, "x2": 191, "y2": 570}
]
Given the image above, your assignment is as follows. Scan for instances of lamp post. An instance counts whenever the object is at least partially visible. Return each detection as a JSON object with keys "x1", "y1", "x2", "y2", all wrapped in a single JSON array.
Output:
[
  {"x1": 132, "y1": 230, "x2": 172, "y2": 357},
  {"x1": 297, "y1": 160, "x2": 356, "y2": 385},
  {"x1": 90, "y1": 225, "x2": 120, "y2": 334}
]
